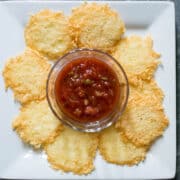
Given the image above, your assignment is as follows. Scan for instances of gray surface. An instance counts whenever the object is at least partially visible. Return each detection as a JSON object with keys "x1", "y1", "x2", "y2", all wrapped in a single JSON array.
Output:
[{"x1": 174, "y1": 0, "x2": 179, "y2": 179}]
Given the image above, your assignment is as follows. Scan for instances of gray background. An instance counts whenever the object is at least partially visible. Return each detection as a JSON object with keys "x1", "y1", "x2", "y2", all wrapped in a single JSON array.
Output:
[{"x1": 170, "y1": 0, "x2": 178, "y2": 179}]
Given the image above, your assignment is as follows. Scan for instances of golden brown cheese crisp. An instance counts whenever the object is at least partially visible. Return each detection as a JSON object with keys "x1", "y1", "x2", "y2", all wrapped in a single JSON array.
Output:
[
  {"x1": 13, "y1": 100, "x2": 63, "y2": 149},
  {"x1": 115, "y1": 96, "x2": 169, "y2": 147},
  {"x1": 69, "y1": 3, "x2": 125, "y2": 51},
  {"x1": 130, "y1": 79, "x2": 164, "y2": 102},
  {"x1": 25, "y1": 9, "x2": 75, "y2": 60},
  {"x1": 45, "y1": 127, "x2": 98, "y2": 175},
  {"x1": 99, "y1": 126, "x2": 147, "y2": 165},
  {"x1": 112, "y1": 36, "x2": 160, "y2": 85},
  {"x1": 2, "y1": 48, "x2": 50, "y2": 104}
]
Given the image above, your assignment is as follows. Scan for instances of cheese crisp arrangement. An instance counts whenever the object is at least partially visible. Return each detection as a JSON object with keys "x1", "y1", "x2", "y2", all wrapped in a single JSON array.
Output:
[{"x1": 2, "y1": 3, "x2": 169, "y2": 175}]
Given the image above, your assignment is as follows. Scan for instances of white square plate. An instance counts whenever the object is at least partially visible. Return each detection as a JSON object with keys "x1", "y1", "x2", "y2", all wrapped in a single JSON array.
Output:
[{"x1": 0, "y1": 1, "x2": 176, "y2": 179}]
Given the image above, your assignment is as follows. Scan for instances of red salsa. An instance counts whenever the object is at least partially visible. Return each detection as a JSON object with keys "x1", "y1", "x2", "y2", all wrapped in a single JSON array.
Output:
[{"x1": 55, "y1": 58, "x2": 120, "y2": 122}]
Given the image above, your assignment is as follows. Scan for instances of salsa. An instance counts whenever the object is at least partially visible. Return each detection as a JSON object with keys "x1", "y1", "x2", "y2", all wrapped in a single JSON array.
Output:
[{"x1": 55, "y1": 57, "x2": 120, "y2": 122}]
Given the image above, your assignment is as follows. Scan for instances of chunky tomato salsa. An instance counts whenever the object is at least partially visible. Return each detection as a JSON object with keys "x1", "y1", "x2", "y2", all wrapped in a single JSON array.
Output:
[{"x1": 55, "y1": 58, "x2": 120, "y2": 122}]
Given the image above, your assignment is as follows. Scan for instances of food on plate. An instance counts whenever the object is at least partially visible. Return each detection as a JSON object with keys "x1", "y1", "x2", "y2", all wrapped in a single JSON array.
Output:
[
  {"x1": 115, "y1": 96, "x2": 169, "y2": 147},
  {"x1": 99, "y1": 126, "x2": 147, "y2": 165},
  {"x1": 45, "y1": 126, "x2": 98, "y2": 175},
  {"x1": 2, "y1": 2, "x2": 170, "y2": 175},
  {"x1": 55, "y1": 57, "x2": 120, "y2": 122},
  {"x1": 12, "y1": 99, "x2": 63, "y2": 149},
  {"x1": 130, "y1": 79, "x2": 164, "y2": 102},
  {"x1": 112, "y1": 36, "x2": 160, "y2": 86},
  {"x1": 2, "y1": 48, "x2": 50, "y2": 104},
  {"x1": 69, "y1": 3, "x2": 125, "y2": 51},
  {"x1": 25, "y1": 9, "x2": 75, "y2": 60}
]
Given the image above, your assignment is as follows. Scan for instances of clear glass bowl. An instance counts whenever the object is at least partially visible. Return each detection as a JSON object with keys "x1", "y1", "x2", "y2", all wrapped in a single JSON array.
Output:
[{"x1": 46, "y1": 49, "x2": 129, "y2": 132}]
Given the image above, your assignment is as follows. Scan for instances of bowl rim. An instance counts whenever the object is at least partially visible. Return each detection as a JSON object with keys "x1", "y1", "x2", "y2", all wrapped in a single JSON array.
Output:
[{"x1": 46, "y1": 48, "x2": 129, "y2": 132}]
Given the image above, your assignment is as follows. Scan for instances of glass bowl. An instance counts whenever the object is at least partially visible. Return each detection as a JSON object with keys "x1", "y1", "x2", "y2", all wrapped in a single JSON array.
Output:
[{"x1": 46, "y1": 48, "x2": 129, "y2": 132}]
